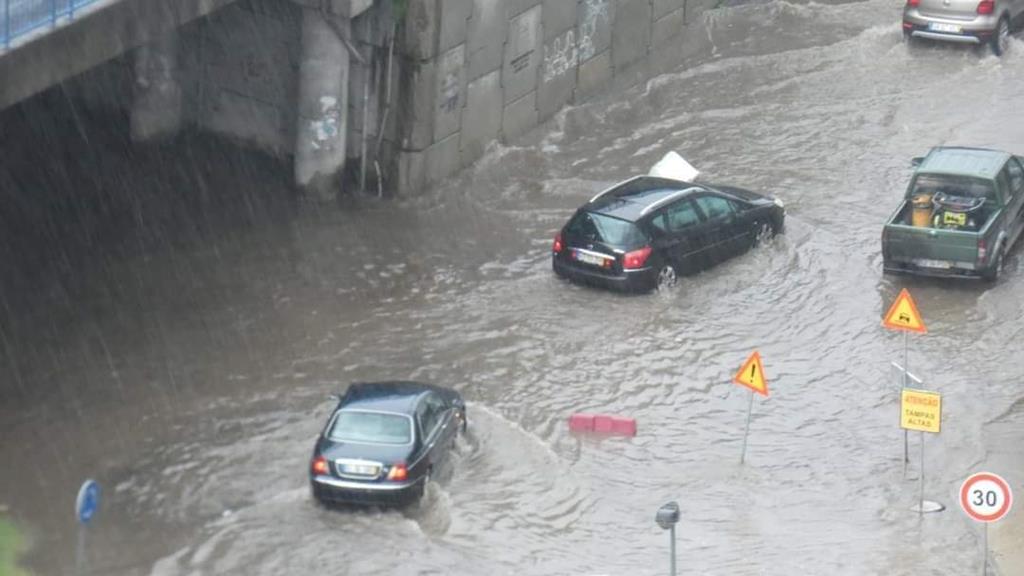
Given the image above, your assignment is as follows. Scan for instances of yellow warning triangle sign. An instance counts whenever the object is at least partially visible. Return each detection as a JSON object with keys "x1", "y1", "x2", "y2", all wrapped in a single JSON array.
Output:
[
  {"x1": 733, "y1": 350, "x2": 768, "y2": 396},
  {"x1": 882, "y1": 288, "x2": 927, "y2": 334}
]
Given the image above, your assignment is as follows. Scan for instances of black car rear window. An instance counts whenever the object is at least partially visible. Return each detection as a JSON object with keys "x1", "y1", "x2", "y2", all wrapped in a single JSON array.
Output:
[
  {"x1": 567, "y1": 212, "x2": 648, "y2": 247},
  {"x1": 329, "y1": 410, "x2": 412, "y2": 444}
]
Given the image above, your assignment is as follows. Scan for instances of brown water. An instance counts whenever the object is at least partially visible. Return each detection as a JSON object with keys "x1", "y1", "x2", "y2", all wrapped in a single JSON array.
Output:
[{"x1": 3, "y1": 1, "x2": 1024, "y2": 574}]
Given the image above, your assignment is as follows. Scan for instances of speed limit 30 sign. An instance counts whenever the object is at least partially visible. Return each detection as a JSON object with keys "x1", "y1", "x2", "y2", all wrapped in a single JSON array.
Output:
[{"x1": 959, "y1": 472, "x2": 1013, "y2": 523}]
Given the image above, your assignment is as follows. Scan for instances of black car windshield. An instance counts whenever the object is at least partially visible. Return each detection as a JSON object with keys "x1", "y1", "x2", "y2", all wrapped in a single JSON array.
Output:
[
  {"x1": 567, "y1": 212, "x2": 648, "y2": 246},
  {"x1": 910, "y1": 174, "x2": 995, "y2": 203},
  {"x1": 329, "y1": 410, "x2": 412, "y2": 444}
]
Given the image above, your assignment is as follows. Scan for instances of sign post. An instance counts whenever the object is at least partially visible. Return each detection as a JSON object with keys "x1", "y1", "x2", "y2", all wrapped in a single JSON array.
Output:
[
  {"x1": 900, "y1": 389, "x2": 943, "y2": 513},
  {"x1": 960, "y1": 472, "x2": 1014, "y2": 576},
  {"x1": 74, "y1": 480, "x2": 100, "y2": 576},
  {"x1": 883, "y1": 288, "x2": 927, "y2": 474},
  {"x1": 733, "y1": 351, "x2": 769, "y2": 465}
]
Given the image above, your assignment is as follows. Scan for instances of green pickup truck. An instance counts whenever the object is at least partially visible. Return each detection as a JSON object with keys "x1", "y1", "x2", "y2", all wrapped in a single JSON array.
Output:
[{"x1": 882, "y1": 147, "x2": 1024, "y2": 281}]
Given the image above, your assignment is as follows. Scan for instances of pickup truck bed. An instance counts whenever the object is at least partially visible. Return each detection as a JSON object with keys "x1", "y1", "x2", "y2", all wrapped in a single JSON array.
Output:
[{"x1": 882, "y1": 201, "x2": 994, "y2": 278}]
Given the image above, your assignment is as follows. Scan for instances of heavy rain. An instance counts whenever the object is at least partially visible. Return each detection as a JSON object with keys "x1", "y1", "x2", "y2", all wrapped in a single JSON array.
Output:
[{"x1": 2, "y1": 0, "x2": 1024, "y2": 574}]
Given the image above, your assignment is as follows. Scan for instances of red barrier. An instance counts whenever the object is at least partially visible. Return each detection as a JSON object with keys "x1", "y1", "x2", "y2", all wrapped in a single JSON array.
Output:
[
  {"x1": 568, "y1": 413, "x2": 636, "y2": 437},
  {"x1": 568, "y1": 413, "x2": 595, "y2": 432},
  {"x1": 611, "y1": 416, "x2": 637, "y2": 437}
]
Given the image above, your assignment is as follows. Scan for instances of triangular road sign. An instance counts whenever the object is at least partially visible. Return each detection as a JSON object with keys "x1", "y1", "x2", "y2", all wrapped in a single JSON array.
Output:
[
  {"x1": 882, "y1": 288, "x2": 927, "y2": 334},
  {"x1": 733, "y1": 351, "x2": 768, "y2": 396}
]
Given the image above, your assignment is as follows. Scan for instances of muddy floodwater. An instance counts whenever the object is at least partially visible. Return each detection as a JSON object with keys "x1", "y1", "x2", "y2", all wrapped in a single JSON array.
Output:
[{"x1": 3, "y1": 0, "x2": 1024, "y2": 574}]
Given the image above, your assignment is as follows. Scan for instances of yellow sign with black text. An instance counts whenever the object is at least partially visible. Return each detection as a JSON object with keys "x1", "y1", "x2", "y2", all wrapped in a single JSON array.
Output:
[{"x1": 900, "y1": 388, "x2": 941, "y2": 434}]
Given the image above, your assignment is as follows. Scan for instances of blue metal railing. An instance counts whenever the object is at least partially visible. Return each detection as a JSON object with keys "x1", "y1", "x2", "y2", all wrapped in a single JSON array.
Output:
[{"x1": 2, "y1": 0, "x2": 101, "y2": 50}]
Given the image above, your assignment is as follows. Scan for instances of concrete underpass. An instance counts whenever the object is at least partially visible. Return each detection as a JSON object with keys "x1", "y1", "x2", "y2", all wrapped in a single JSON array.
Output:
[{"x1": 5, "y1": 1, "x2": 1024, "y2": 575}]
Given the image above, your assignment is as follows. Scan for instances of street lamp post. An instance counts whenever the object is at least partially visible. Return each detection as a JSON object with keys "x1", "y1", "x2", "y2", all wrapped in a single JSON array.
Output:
[{"x1": 655, "y1": 501, "x2": 680, "y2": 576}]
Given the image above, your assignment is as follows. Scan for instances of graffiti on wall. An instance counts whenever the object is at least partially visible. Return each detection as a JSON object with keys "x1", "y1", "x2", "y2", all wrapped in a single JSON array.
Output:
[
  {"x1": 438, "y1": 48, "x2": 464, "y2": 114},
  {"x1": 579, "y1": 0, "x2": 610, "y2": 61},
  {"x1": 543, "y1": 29, "x2": 578, "y2": 84},
  {"x1": 508, "y1": 7, "x2": 539, "y2": 75},
  {"x1": 310, "y1": 95, "x2": 340, "y2": 151}
]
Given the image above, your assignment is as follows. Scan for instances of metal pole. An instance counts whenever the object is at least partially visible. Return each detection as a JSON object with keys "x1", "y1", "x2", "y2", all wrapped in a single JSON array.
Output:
[
  {"x1": 982, "y1": 523, "x2": 988, "y2": 576},
  {"x1": 918, "y1": 431, "x2": 925, "y2": 514},
  {"x1": 669, "y1": 524, "x2": 677, "y2": 576},
  {"x1": 903, "y1": 331, "x2": 910, "y2": 477},
  {"x1": 740, "y1": 390, "x2": 755, "y2": 465},
  {"x1": 74, "y1": 526, "x2": 86, "y2": 576},
  {"x1": 903, "y1": 331, "x2": 908, "y2": 388},
  {"x1": 358, "y1": 18, "x2": 370, "y2": 193},
  {"x1": 4, "y1": 0, "x2": 10, "y2": 50}
]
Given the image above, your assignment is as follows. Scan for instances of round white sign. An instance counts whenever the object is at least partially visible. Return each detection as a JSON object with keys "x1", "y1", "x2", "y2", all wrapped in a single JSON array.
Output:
[{"x1": 959, "y1": 472, "x2": 1013, "y2": 523}]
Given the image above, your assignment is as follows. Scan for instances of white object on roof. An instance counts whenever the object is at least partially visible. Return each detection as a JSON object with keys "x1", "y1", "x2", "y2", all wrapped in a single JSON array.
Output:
[{"x1": 648, "y1": 151, "x2": 699, "y2": 183}]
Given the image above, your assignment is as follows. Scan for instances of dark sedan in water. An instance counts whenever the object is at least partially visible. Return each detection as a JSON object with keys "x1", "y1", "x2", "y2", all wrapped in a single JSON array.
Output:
[
  {"x1": 310, "y1": 381, "x2": 467, "y2": 507},
  {"x1": 552, "y1": 176, "x2": 785, "y2": 292}
]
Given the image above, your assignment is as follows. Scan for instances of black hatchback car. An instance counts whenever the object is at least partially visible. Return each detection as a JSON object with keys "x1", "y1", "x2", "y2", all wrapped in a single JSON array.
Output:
[
  {"x1": 552, "y1": 176, "x2": 785, "y2": 292},
  {"x1": 310, "y1": 381, "x2": 466, "y2": 507}
]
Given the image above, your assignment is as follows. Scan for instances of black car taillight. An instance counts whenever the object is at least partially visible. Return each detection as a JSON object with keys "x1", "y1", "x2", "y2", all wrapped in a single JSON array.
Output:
[
  {"x1": 311, "y1": 455, "x2": 328, "y2": 475},
  {"x1": 623, "y1": 246, "x2": 653, "y2": 270},
  {"x1": 386, "y1": 463, "x2": 408, "y2": 481},
  {"x1": 553, "y1": 232, "x2": 564, "y2": 254}
]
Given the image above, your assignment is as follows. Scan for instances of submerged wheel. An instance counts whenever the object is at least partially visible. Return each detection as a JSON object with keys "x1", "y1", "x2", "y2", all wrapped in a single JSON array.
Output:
[
  {"x1": 983, "y1": 247, "x2": 1005, "y2": 283},
  {"x1": 656, "y1": 264, "x2": 677, "y2": 292},
  {"x1": 991, "y1": 17, "x2": 1010, "y2": 56},
  {"x1": 753, "y1": 221, "x2": 774, "y2": 246}
]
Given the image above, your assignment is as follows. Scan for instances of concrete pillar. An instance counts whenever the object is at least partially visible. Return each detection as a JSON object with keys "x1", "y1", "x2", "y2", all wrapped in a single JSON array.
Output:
[
  {"x1": 295, "y1": 8, "x2": 350, "y2": 200},
  {"x1": 130, "y1": 32, "x2": 182, "y2": 142}
]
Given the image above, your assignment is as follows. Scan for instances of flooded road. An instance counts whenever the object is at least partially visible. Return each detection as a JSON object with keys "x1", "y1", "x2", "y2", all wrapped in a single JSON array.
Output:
[{"x1": 3, "y1": 0, "x2": 1024, "y2": 574}]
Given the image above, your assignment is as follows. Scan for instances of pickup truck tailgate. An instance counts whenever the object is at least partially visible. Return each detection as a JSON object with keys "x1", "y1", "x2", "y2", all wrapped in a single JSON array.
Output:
[{"x1": 883, "y1": 224, "x2": 979, "y2": 264}]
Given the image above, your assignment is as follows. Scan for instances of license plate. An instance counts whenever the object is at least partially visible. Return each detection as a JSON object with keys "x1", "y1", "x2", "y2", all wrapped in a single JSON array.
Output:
[
  {"x1": 342, "y1": 463, "x2": 379, "y2": 475},
  {"x1": 574, "y1": 250, "x2": 609, "y2": 266},
  {"x1": 928, "y1": 22, "x2": 962, "y2": 34},
  {"x1": 915, "y1": 258, "x2": 952, "y2": 269}
]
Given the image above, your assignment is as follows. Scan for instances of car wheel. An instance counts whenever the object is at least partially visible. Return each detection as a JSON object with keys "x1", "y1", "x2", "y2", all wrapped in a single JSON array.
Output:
[
  {"x1": 311, "y1": 485, "x2": 326, "y2": 507},
  {"x1": 991, "y1": 17, "x2": 1010, "y2": 56},
  {"x1": 753, "y1": 221, "x2": 773, "y2": 246},
  {"x1": 983, "y1": 246, "x2": 1005, "y2": 282},
  {"x1": 415, "y1": 470, "x2": 432, "y2": 502},
  {"x1": 656, "y1": 264, "x2": 677, "y2": 292}
]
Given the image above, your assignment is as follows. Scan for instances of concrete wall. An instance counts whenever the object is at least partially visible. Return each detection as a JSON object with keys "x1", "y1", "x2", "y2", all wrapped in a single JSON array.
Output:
[
  {"x1": 175, "y1": 0, "x2": 303, "y2": 155},
  {"x1": 0, "y1": 0, "x2": 239, "y2": 111},
  {"x1": 395, "y1": 0, "x2": 721, "y2": 195},
  {"x1": 4, "y1": 0, "x2": 396, "y2": 196},
  {"x1": 46, "y1": 0, "x2": 302, "y2": 153}
]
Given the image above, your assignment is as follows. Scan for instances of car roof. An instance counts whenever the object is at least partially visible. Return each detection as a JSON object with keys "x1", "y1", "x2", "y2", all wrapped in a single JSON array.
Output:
[
  {"x1": 587, "y1": 176, "x2": 701, "y2": 222},
  {"x1": 339, "y1": 381, "x2": 437, "y2": 414},
  {"x1": 919, "y1": 147, "x2": 1010, "y2": 180}
]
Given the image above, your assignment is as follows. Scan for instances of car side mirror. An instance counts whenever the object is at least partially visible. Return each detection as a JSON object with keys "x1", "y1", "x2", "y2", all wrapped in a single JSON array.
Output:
[{"x1": 911, "y1": 157, "x2": 924, "y2": 168}]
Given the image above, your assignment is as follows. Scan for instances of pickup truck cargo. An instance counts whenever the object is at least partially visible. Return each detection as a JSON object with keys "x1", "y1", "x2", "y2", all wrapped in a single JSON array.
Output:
[{"x1": 882, "y1": 147, "x2": 1024, "y2": 281}]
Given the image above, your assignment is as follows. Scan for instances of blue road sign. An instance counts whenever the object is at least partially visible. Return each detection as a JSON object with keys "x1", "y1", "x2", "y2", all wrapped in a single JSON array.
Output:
[{"x1": 75, "y1": 480, "x2": 100, "y2": 525}]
